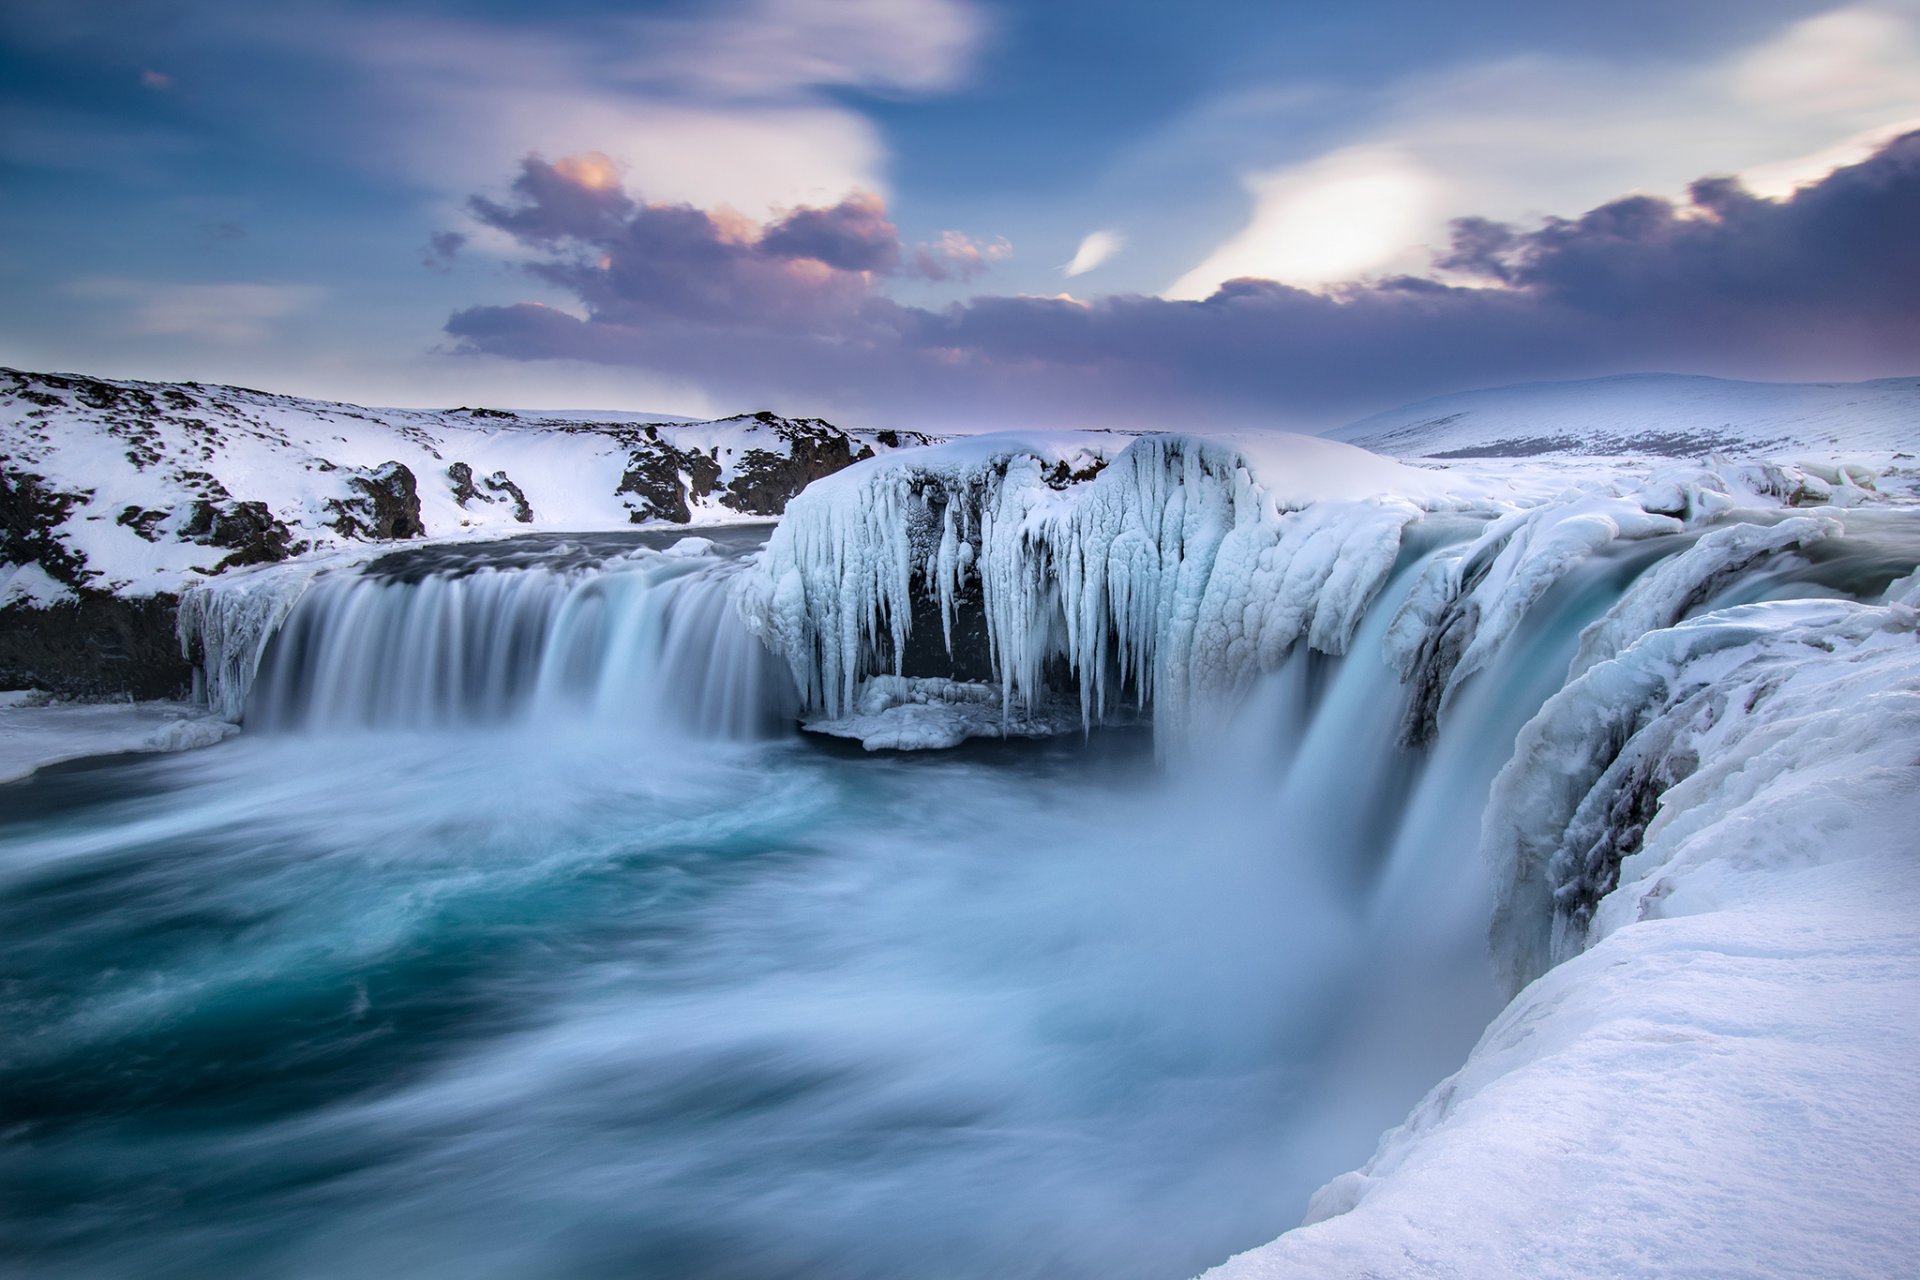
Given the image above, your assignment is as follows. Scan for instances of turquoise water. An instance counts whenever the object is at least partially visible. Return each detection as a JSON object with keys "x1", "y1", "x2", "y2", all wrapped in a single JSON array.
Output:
[{"x1": 0, "y1": 722, "x2": 1429, "y2": 1280}]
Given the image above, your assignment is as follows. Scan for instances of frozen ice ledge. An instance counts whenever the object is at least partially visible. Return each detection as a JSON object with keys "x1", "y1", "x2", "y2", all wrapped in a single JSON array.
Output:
[{"x1": 734, "y1": 430, "x2": 1900, "y2": 751}]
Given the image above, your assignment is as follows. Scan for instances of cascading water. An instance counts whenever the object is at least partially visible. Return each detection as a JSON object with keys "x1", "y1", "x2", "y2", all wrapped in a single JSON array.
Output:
[
  {"x1": 244, "y1": 537, "x2": 796, "y2": 738},
  {"x1": 3, "y1": 438, "x2": 1916, "y2": 1280}
]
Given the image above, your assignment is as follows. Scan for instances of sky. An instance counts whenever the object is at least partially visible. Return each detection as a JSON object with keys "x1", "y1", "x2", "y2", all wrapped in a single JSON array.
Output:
[{"x1": 2, "y1": 0, "x2": 1918, "y2": 431}]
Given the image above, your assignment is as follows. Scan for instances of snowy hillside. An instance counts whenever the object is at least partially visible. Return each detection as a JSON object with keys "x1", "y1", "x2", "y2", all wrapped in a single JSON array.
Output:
[
  {"x1": 0, "y1": 367, "x2": 930, "y2": 602},
  {"x1": 1327, "y1": 373, "x2": 1920, "y2": 458}
]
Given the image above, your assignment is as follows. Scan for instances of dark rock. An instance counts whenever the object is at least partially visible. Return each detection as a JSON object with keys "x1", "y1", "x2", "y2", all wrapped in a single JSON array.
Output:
[
  {"x1": 617, "y1": 432, "x2": 721, "y2": 524},
  {"x1": 1, "y1": 469, "x2": 91, "y2": 589},
  {"x1": 484, "y1": 470, "x2": 534, "y2": 523},
  {"x1": 329, "y1": 461, "x2": 425, "y2": 540},
  {"x1": 116, "y1": 506, "x2": 169, "y2": 542},
  {"x1": 722, "y1": 422, "x2": 872, "y2": 517},
  {"x1": 181, "y1": 498, "x2": 294, "y2": 568},
  {"x1": 0, "y1": 593, "x2": 191, "y2": 699},
  {"x1": 1042, "y1": 457, "x2": 1108, "y2": 490},
  {"x1": 447, "y1": 461, "x2": 482, "y2": 506}
]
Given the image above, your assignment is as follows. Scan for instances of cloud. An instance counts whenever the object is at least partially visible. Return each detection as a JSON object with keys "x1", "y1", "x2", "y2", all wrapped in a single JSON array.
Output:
[
  {"x1": 68, "y1": 279, "x2": 326, "y2": 344},
  {"x1": 760, "y1": 191, "x2": 902, "y2": 273},
  {"x1": 1064, "y1": 230, "x2": 1125, "y2": 277},
  {"x1": 456, "y1": 155, "x2": 1010, "y2": 349},
  {"x1": 1167, "y1": 148, "x2": 1436, "y2": 297},
  {"x1": 446, "y1": 132, "x2": 1920, "y2": 430},
  {"x1": 14, "y1": 0, "x2": 987, "y2": 222},
  {"x1": 616, "y1": 0, "x2": 987, "y2": 98},
  {"x1": 323, "y1": 0, "x2": 986, "y2": 222},
  {"x1": 1164, "y1": 5, "x2": 1920, "y2": 297},
  {"x1": 914, "y1": 230, "x2": 1012, "y2": 281},
  {"x1": 423, "y1": 230, "x2": 467, "y2": 271}
]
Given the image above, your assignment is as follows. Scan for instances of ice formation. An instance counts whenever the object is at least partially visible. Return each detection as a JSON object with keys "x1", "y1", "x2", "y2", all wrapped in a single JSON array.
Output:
[
  {"x1": 742, "y1": 433, "x2": 1446, "y2": 749},
  {"x1": 1486, "y1": 594, "x2": 1920, "y2": 994},
  {"x1": 740, "y1": 434, "x2": 1904, "y2": 754}
]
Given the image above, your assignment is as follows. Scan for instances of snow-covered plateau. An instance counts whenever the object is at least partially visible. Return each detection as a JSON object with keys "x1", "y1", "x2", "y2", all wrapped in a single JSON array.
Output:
[{"x1": 3, "y1": 367, "x2": 1918, "y2": 1278}]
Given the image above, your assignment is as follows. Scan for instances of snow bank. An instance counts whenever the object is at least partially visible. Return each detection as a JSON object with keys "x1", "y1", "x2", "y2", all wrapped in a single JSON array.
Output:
[
  {"x1": 1485, "y1": 596, "x2": 1920, "y2": 995},
  {"x1": 1204, "y1": 590, "x2": 1920, "y2": 1279}
]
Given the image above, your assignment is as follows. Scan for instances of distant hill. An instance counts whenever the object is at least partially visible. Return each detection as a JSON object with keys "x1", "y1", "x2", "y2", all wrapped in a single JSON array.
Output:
[
  {"x1": 1, "y1": 366, "x2": 931, "y2": 601},
  {"x1": 1326, "y1": 374, "x2": 1920, "y2": 458}
]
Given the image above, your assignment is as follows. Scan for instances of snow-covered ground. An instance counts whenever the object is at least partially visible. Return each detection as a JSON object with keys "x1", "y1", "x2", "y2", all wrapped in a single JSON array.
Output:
[
  {"x1": 1326, "y1": 372, "x2": 1920, "y2": 459},
  {"x1": 0, "y1": 367, "x2": 928, "y2": 600},
  {"x1": 0, "y1": 690, "x2": 237, "y2": 784}
]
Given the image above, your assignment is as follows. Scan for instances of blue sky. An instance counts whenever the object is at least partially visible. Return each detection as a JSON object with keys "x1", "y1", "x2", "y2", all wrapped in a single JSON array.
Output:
[{"x1": 3, "y1": 0, "x2": 1918, "y2": 429}]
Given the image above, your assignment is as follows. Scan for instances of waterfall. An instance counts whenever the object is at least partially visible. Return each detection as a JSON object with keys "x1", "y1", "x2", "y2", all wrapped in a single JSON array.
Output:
[
  {"x1": 186, "y1": 536, "x2": 798, "y2": 738},
  {"x1": 47, "y1": 435, "x2": 1920, "y2": 1280}
]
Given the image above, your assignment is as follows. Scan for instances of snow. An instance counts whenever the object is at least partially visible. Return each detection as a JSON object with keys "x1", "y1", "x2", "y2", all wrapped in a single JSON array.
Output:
[
  {"x1": 1567, "y1": 515, "x2": 1842, "y2": 680},
  {"x1": 1205, "y1": 590, "x2": 1920, "y2": 1280},
  {"x1": 0, "y1": 369, "x2": 927, "y2": 599},
  {"x1": 0, "y1": 562, "x2": 76, "y2": 608},
  {"x1": 1328, "y1": 372, "x2": 1920, "y2": 459},
  {"x1": 0, "y1": 691, "x2": 238, "y2": 783}
]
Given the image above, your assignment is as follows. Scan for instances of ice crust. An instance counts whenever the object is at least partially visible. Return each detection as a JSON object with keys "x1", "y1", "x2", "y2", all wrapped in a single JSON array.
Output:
[
  {"x1": 0, "y1": 691, "x2": 238, "y2": 783},
  {"x1": 801, "y1": 675, "x2": 1085, "y2": 750}
]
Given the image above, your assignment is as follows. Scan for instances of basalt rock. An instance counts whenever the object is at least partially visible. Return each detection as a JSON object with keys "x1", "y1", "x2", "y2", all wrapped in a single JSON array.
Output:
[
  {"x1": 0, "y1": 593, "x2": 191, "y2": 699},
  {"x1": 330, "y1": 461, "x2": 425, "y2": 540},
  {"x1": 618, "y1": 430, "x2": 723, "y2": 524},
  {"x1": 181, "y1": 498, "x2": 296, "y2": 569},
  {"x1": 722, "y1": 415, "x2": 875, "y2": 517},
  {"x1": 484, "y1": 470, "x2": 534, "y2": 523},
  {"x1": 2, "y1": 469, "x2": 91, "y2": 589}
]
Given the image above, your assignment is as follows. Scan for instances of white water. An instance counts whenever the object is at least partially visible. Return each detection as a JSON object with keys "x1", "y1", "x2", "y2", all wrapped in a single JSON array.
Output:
[{"x1": 246, "y1": 550, "x2": 796, "y2": 737}]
